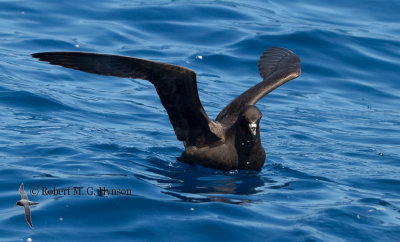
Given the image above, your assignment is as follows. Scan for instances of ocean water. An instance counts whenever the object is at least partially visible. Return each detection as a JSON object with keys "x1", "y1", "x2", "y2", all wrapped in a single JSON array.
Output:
[{"x1": 0, "y1": 0, "x2": 399, "y2": 241}]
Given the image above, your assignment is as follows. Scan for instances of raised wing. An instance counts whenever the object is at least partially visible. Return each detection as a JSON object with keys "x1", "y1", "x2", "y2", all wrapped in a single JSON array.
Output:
[
  {"x1": 215, "y1": 47, "x2": 301, "y2": 125},
  {"x1": 19, "y1": 183, "x2": 28, "y2": 200},
  {"x1": 32, "y1": 52, "x2": 220, "y2": 146}
]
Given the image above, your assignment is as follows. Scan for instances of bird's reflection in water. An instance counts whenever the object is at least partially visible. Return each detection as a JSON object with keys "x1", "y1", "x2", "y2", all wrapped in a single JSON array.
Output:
[
  {"x1": 134, "y1": 157, "x2": 278, "y2": 204},
  {"x1": 114, "y1": 146, "x2": 331, "y2": 204}
]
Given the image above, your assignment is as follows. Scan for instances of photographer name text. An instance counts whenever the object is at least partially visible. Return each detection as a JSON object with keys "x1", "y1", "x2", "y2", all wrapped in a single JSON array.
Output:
[{"x1": 30, "y1": 186, "x2": 132, "y2": 197}]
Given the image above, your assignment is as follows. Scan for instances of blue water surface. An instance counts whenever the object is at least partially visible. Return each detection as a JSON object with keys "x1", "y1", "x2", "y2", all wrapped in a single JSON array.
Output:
[{"x1": 0, "y1": 0, "x2": 399, "y2": 241}]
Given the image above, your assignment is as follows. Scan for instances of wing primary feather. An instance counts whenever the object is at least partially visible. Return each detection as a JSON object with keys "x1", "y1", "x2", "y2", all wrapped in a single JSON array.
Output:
[
  {"x1": 19, "y1": 183, "x2": 28, "y2": 200},
  {"x1": 216, "y1": 47, "x2": 301, "y2": 125},
  {"x1": 32, "y1": 52, "x2": 219, "y2": 145}
]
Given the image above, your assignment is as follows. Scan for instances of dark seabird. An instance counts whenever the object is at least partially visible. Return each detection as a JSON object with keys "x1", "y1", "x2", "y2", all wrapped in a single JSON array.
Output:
[
  {"x1": 15, "y1": 183, "x2": 39, "y2": 227},
  {"x1": 32, "y1": 47, "x2": 301, "y2": 171}
]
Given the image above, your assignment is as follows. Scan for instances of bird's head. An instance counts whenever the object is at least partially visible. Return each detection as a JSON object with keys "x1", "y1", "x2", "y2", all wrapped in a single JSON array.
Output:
[{"x1": 238, "y1": 106, "x2": 262, "y2": 138}]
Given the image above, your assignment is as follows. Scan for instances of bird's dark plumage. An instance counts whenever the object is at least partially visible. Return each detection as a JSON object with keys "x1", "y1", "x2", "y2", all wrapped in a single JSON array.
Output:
[{"x1": 32, "y1": 47, "x2": 301, "y2": 171}]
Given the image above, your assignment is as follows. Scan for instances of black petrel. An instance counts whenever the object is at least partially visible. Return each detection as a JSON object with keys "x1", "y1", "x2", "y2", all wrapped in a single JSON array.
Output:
[{"x1": 32, "y1": 47, "x2": 301, "y2": 171}]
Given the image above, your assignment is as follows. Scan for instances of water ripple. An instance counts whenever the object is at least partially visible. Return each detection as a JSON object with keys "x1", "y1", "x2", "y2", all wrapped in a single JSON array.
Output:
[{"x1": 0, "y1": 0, "x2": 399, "y2": 241}]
